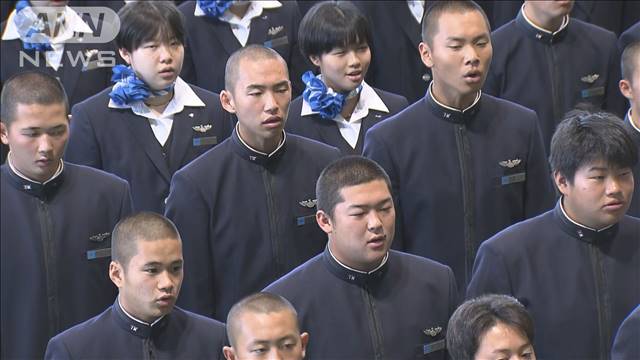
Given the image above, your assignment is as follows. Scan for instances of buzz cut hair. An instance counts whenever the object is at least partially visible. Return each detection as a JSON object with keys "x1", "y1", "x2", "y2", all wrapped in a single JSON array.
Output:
[
  {"x1": 316, "y1": 156, "x2": 392, "y2": 219},
  {"x1": 421, "y1": 0, "x2": 490, "y2": 46},
  {"x1": 224, "y1": 44, "x2": 289, "y2": 92},
  {"x1": 1, "y1": 71, "x2": 68, "y2": 127},
  {"x1": 111, "y1": 212, "x2": 181, "y2": 270},
  {"x1": 226, "y1": 292, "x2": 300, "y2": 349},
  {"x1": 621, "y1": 41, "x2": 640, "y2": 83}
]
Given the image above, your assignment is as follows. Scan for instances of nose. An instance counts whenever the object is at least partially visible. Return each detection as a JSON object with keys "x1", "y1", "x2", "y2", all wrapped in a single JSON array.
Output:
[
  {"x1": 367, "y1": 211, "x2": 384, "y2": 233},
  {"x1": 37, "y1": 134, "x2": 53, "y2": 154},
  {"x1": 346, "y1": 50, "x2": 361, "y2": 68},
  {"x1": 463, "y1": 45, "x2": 480, "y2": 66},
  {"x1": 158, "y1": 44, "x2": 173, "y2": 64},
  {"x1": 264, "y1": 91, "x2": 279, "y2": 114},
  {"x1": 157, "y1": 270, "x2": 175, "y2": 293},
  {"x1": 606, "y1": 177, "x2": 622, "y2": 195}
]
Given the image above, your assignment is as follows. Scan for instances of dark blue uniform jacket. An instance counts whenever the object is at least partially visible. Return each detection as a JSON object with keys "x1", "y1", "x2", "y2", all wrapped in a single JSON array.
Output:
[
  {"x1": 364, "y1": 90, "x2": 555, "y2": 291},
  {"x1": 44, "y1": 301, "x2": 226, "y2": 359},
  {"x1": 485, "y1": 10, "x2": 627, "y2": 152},
  {"x1": 467, "y1": 201, "x2": 640, "y2": 359},
  {"x1": 624, "y1": 113, "x2": 640, "y2": 217},
  {"x1": 65, "y1": 85, "x2": 232, "y2": 213},
  {"x1": 612, "y1": 304, "x2": 640, "y2": 360},
  {"x1": 355, "y1": 1, "x2": 430, "y2": 103},
  {"x1": 265, "y1": 248, "x2": 458, "y2": 360},
  {"x1": 165, "y1": 129, "x2": 340, "y2": 321},
  {"x1": 178, "y1": 1, "x2": 309, "y2": 95},
  {"x1": 0, "y1": 163, "x2": 132, "y2": 359},
  {"x1": 285, "y1": 88, "x2": 408, "y2": 155}
]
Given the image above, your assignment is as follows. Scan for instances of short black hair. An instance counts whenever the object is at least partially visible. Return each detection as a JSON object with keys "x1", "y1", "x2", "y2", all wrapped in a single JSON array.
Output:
[
  {"x1": 549, "y1": 110, "x2": 638, "y2": 184},
  {"x1": 116, "y1": 1, "x2": 185, "y2": 52},
  {"x1": 621, "y1": 41, "x2": 640, "y2": 83},
  {"x1": 447, "y1": 294, "x2": 535, "y2": 360},
  {"x1": 226, "y1": 292, "x2": 300, "y2": 349},
  {"x1": 224, "y1": 44, "x2": 288, "y2": 91},
  {"x1": 111, "y1": 212, "x2": 181, "y2": 270},
  {"x1": 0, "y1": 71, "x2": 68, "y2": 127},
  {"x1": 316, "y1": 156, "x2": 392, "y2": 218},
  {"x1": 421, "y1": 1, "x2": 490, "y2": 46},
  {"x1": 298, "y1": 1, "x2": 371, "y2": 60}
]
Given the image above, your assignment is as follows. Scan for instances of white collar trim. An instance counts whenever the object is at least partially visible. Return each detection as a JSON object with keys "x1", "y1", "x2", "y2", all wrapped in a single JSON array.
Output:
[
  {"x1": 560, "y1": 196, "x2": 614, "y2": 232},
  {"x1": 521, "y1": 3, "x2": 569, "y2": 35},
  {"x1": 7, "y1": 151, "x2": 64, "y2": 184},
  {"x1": 328, "y1": 245, "x2": 389, "y2": 274}
]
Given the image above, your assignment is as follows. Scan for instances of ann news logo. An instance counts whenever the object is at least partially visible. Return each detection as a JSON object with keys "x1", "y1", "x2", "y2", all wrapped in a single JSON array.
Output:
[{"x1": 16, "y1": 6, "x2": 120, "y2": 69}]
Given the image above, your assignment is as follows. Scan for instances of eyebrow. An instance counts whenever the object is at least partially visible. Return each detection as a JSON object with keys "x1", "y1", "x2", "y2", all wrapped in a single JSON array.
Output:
[
  {"x1": 142, "y1": 260, "x2": 183, "y2": 267},
  {"x1": 347, "y1": 198, "x2": 393, "y2": 210},
  {"x1": 587, "y1": 166, "x2": 608, "y2": 172},
  {"x1": 246, "y1": 81, "x2": 289, "y2": 90},
  {"x1": 446, "y1": 34, "x2": 489, "y2": 42},
  {"x1": 21, "y1": 124, "x2": 67, "y2": 131}
]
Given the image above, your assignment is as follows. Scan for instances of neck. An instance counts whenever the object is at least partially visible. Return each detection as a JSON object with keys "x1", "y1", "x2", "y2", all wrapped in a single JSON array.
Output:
[
  {"x1": 524, "y1": 3, "x2": 564, "y2": 32},
  {"x1": 341, "y1": 94, "x2": 359, "y2": 120},
  {"x1": 144, "y1": 90, "x2": 174, "y2": 113},
  {"x1": 238, "y1": 125, "x2": 282, "y2": 154},
  {"x1": 229, "y1": 2, "x2": 251, "y2": 18},
  {"x1": 328, "y1": 239, "x2": 382, "y2": 273},
  {"x1": 431, "y1": 81, "x2": 477, "y2": 110}
]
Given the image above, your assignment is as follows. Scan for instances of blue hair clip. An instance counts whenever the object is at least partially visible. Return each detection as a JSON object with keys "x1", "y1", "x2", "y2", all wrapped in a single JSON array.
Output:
[
  {"x1": 197, "y1": 0, "x2": 234, "y2": 18},
  {"x1": 302, "y1": 71, "x2": 363, "y2": 120},
  {"x1": 14, "y1": 0, "x2": 54, "y2": 52}
]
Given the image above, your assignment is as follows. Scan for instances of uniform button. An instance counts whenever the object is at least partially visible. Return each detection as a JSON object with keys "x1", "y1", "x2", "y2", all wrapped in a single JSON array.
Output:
[{"x1": 536, "y1": 33, "x2": 542, "y2": 39}]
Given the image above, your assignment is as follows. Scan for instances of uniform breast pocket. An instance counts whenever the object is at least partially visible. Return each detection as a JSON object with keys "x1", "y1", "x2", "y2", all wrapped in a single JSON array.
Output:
[
  {"x1": 578, "y1": 85, "x2": 605, "y2": 108},
  {"x1": 86, "y1": 232, "x2": 112, "y2": 262},
  {"x1": 264, "y1": 35, "x2": 289, "y2": 50}
]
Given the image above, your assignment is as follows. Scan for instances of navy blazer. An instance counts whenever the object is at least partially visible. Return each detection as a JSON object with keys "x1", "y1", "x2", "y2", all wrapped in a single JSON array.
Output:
[
  {"x1": 356, "y1": 1, "x2": 430, "y2": 103},
  {"x1": 612, "y1": 305, "x2": 640, "y2": 359},
  {"x1": 65, "y1": 85, "x2": 233, "y2": 213},
  {"x1": 178, "y1": 1, "x2": 310, "y2": 96},
  {"x1": 285, "y1": 87, "x2": 408, "y2": 155}
]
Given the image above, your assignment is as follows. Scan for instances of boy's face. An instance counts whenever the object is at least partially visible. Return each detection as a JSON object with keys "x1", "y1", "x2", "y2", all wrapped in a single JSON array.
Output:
[
  {"x1": 0, "y1": 102, "x2": 68, "y2": 182},
  {"x1": 419, "y1": 10, "x2": 492, "y2": 106},
  {"x1": 474, "y1": 322, "x2": 535, "y2": 360},
  {"x1": 619, "y1": 55, "x2": 640, "y2": 118},
  {"x1": 119, "y1": 38, "x2": 184, "y2": 91},
  {"x1": 309, "y1": 42, "x2": 371, "y2": 93},
  {"x1": 556, "y1": 159, "x2": 634, "y2": 229}
]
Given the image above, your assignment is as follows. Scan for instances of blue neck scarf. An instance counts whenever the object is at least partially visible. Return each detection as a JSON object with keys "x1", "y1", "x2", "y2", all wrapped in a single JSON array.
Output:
[
  {"x1": 302, "y1": 71, "x2": 363, "y2": 120},
  {"x1": 14, "y1": 0, "x2": 54, "y2": 52},
  {"x1": 197, "y1": 0, "x2": 234, "y2": 18},
  {"x1": 108, "y1": 65, "x2": 175, "y2": 106}
]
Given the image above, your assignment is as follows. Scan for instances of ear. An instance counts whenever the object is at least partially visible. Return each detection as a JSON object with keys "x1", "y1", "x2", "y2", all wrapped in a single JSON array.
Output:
[
  {"x1": 316, "y1": 210, "x2": 333, "y2": 235},
  {"x1": 619, "y1": 79, "x2": 633, "y2": 100},
  {"x1": 300, "y1": 332, "x2": 310, "y2": 358},
  {"x1": 109, "y1": 261, "x2": 125, "y2": 289},
  {"x1": 118, "y1": 48, "x2": 132, "y2": 65},
  {"x1": 222, "y1": 346, "x2": 236, "y2": 360},
  {"x1": 0, "y1": 122, "x2": 9, "y2": 145},
  {"x1": 309, "y1": 54, "x2": 321, "y2": 68},
  {"x1": 220, "y1": 90, "x2": 237, "y2": 114},
  {"x1": 553, "y1": 170, "x2": 570, "y2": 197},
  {"x1": 418, "y1": 41, "x2": 434, "y2": 68}
]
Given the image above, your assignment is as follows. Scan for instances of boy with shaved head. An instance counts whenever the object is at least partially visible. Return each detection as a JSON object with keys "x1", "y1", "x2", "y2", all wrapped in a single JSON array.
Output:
[{"x1": 166, "y1": 45, "x2": 340, "y2": 321}]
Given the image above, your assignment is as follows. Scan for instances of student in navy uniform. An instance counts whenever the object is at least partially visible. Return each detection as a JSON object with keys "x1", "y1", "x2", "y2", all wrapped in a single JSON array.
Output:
[
  {"x1": 484, "y1": 0, "x2": 627, "y2": 152},
  {"x1": 619, "y1": 25, "x2": 640, "y2": 217},
  {"x1": 468, "y1": 110, "x2": 640, "y2": 359},
  {"x1": 447, "y1": 294, "x2": 536, "y2": 360},
  {"x1": 65, "y1": 1, "x2": 232, "y2": 213},
  {"x1": 1, "y1": 0, "x2": 119, "y2": 164},
  {"x1": 611, "y1": 304, "x2": 640, "y2": 359},
  {"x1": 265, "y1": 156, "x2": 457, "y2": 359},
  {"x1": 0, "y1": 71, "x2": 132, "y2": 359},
  {"x1": 286, "y1": 1, "x2": 407, "y2": 156},
  {"x1": 223, "y1": 292, "x2": 309, "y2": 360},
  {"x1": 45, "y1": 212, "x2": 227, "y2": 359},
  {"x1": 355, "y1": 1, "x2": 430, "y2": 104},
  {"x1": 364, "y1": 1, "x2": 554, "y2": 291},
  {"x1": 165, "y1": 45, "x2": 340, "y2": 321},
  {"x1": 178, "y1": 0, "x2": 309, "y2": 96}
]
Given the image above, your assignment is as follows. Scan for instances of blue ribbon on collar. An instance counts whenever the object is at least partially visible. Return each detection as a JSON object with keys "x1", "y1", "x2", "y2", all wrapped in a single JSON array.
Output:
[
  {"x1": 108, "y1": 65, "x2": 174, "y2": 106},
  {"x1": 302, "y1": 71, "x2": 362, "y2": 120},
  {"x1": 14, "y1": 0, "x2": 54, "y2": 52},
  {"x1": 197, "y1": 0, "x2": 234, "y2": 18}
]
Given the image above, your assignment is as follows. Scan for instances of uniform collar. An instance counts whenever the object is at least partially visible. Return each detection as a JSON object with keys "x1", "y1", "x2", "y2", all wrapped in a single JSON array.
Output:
[
  {"x1": 113, "y1": 298, "x2": 168, "y2": 339},
  {"x1": 108, "y1": 77, "x2": 205, "y2": 115},
  {"x1": 517, "y1": 4, "x2": 569, "y2": 45},
  {"x1": 3, "y1": 154, "x2": 65, "y2": 200},
  {"x1": 301, "y1": 80, "x2": 389, "y2": 119},
  {"x1": 2, "y1": 5, "x2": 94, "y2": 42},
  {"x1": 625, "y1": 109, "x2": 640, "y2": 134},
  {"x1": 554, "y1": 199, "x2": 618, "y2": 243},
  {"x1": 322, "y1": 246, "x2": 389, "y2": 286},
  {"x1": 425, "y1": 82, "x2": 481, "y2": 124},
  {"x1": 230, "y1": 124, "x2": 286, "y2": 166}
]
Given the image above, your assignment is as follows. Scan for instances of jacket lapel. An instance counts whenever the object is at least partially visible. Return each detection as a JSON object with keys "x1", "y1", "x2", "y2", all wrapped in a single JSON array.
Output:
[
  {"x1": 168, "y1": 109, "x2": 197, "y2": 175},
  {"x1": 209, "y1": 19, "x2": 243, "y2": 57},
  {"x1": 124, "y1": 111, "x2": 172, "y2": 182},
  {"x1": 247, "y1": 12, "x2": 270, "y2": 46},
  {"x1": 395, "y1": 2, "x2": 422, "y2": 48}
]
